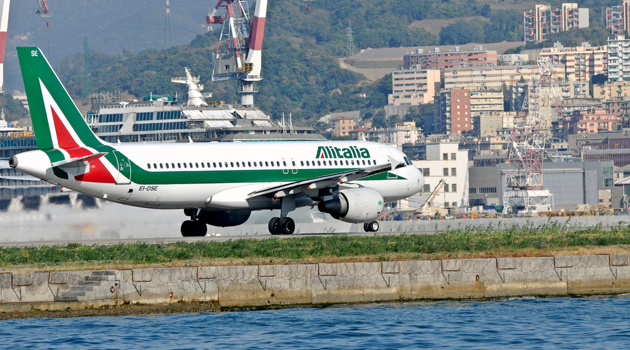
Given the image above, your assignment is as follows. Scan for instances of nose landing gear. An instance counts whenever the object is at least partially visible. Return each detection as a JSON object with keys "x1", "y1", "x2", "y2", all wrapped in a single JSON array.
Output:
[
  {"x1": 181, "y1": 208, "x2": 207, "y2": 237},
  {"x1": 363, "y1": 221, "x2": 379, "y2": 232}
]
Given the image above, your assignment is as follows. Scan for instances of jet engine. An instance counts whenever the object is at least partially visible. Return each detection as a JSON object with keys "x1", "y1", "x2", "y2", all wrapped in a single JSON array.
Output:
[
  {"x1": 318, "y1": 188, "x2": 384, "y2": 223},
  {"x1": 198, "y1": 210, "x2": 251, "y2": 227}
]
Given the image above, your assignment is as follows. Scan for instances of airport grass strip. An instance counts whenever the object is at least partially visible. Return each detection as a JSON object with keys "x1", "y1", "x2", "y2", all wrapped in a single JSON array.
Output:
[{"x1": 2, "y1": 221, "x2": 630, "y2": 266}]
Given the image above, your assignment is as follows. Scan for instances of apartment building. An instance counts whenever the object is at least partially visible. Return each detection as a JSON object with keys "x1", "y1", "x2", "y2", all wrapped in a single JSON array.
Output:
[
  {"x1": 434, "y1": 89, "x2": 472, "y2": 135},
  {"x1": 594, "y1": 81, "x2": 630, "y2": 99},
  {"x1": 403, "y1": 46, "x2": 497, "y2": 71},
  {"x1": 566, "y1": 109, "x2": 621, "y2": 134},
  {"x1": 539, "y1": 42, "x2": 607, "y2": 81},
  {"x1": 444, "y1": 64, "x2": 565, "y2": 90},
  {"x1": 476, "y1": 112, "x2": 518, "y2": 137},
  {"x1": 388, "y1": 68, "x2": 440, "y2": 106},
  {"x1": 607, "y1": 35, "x2": 630, "y2": 83},
  {"x1": 367, "y1": 125, "x2": 422, "y2": 150},
  {"x1": 331, "y1": 116, "x2": 354, "y2": 137},
  {"x1": 524, "y1": 3, "x2": 589, "y2": 43},
  {"x1": 606, "y1": 1, "x2": 630, "y2": 35}
]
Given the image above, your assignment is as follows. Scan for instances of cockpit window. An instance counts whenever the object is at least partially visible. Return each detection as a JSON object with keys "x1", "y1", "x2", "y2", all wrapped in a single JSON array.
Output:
[{"x1": 404, "y1": 156, "x2": 412, "y2": 165}]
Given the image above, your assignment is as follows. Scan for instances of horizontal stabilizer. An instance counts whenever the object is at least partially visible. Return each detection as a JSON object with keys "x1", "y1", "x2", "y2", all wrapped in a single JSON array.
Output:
[{"x1": 51, "y1": 152, "x2": 108, "y2": 168}]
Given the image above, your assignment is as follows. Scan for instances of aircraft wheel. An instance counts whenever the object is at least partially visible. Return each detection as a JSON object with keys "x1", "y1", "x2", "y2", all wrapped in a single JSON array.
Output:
[
  {"x1": 367, "y1": 221, "x2": 379, "y2": 232},
  {"x1": 193, "y1": 221, "x2": 208, "y2": 237},
  {"x1": 279, "y1": 217, "x2": 295, "y2": 235},
  {"x1": 181, "y1": 220, "x2": 195, "y2": 237},
  {"x1": 268, "y1": 217, "x2": 281, "y2": 235},
  {"x1": 363, "y1": 222, "x2": 370, "y2": 232}
]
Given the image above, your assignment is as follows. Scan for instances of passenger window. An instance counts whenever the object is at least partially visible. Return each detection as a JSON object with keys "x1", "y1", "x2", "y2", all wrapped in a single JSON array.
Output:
[
  {"x1": 345, "y1": 160, "x2": 349, "y2": 166},
  {"x1": 351, "y1": 160, "x2": 354, "y2": 166},
  {"x1": 248, "y1": 162, "x2": 252, "y2": 167},
  {"x1": 160, "y1": 163, "x2": 163, "y2": 169},
  {"x1": 171, "y1": 163, "x2": 175, "y2": 168},
  {"x1": 189, "y1": 163, "x2": 193, "y2": 168},
  {"x1": 213, "y1": 162, "x2": 217, "y2": 168},
  {"x1": 153, "y1": 163, "x2": 157, "y2": 169},
  {"x1": 219, "y1": 163, "x2": 222, "y2": 168},
  {"x1": 276, "y1": 161, "x2": 280, "y2": 166},
  {"x1": 147, "y1": 163, "x2": 151, "y2": 169},
  {"x1": 283, "y1": 161, "x2": 287, "y2": 166},
  {"x1": 166, "y1": 163, "x2": 169, "y2": 169},
  {"x1": 259, "y1": 161, "x2": 263, "y2": 167},
  {"x1": 292, "y1": 161, "x2": 295, "y2": 166},
  {"x1": 178, "y1": 163, "x2": 181, "y2": 168},
  {"x1": 207, "y1": 162, "x2": 211, "y2": 168},
  {"x1": 231, "y1": 162, "x2": 235, "y2": 167},
  {"x1": 306, "y1": 161, "x2": 310, "y2": 166},
  {"x1": 334, "y1": 160, "x2": 338, "y2": 166},
  {"x1": 201, "y1": 163, "x2": 204, "y2": 168},
  {"x1": 225, "y1": 162, "x2": 228, "y2": 168},
  {"x1": 183, "y1": 163, "x2": 187, "y2": 169},
  {"x1": 301, "y1": 161, "x2": 304, "y2": 166},
  {"x1": 362, "y1": 160, "x2": 366, "y2": 165},
  {"x1": 195, "y1": 163, "x2": 199, "y2": 168}
]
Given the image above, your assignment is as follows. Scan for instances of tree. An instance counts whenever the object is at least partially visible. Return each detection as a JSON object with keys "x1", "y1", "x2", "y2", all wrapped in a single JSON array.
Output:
[
  {"x1": 481, "y1": 4, "x2": 492, "y2": 18},
  {"x1": 372, "y1": 110, "x2": 387, "y2": 129},
  {"x1": 439, "y1": 20, "x2": 485, "y2": 45}
]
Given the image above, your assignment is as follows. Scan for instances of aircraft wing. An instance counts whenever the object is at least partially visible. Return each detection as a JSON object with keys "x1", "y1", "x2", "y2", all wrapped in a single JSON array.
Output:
[{"x1": 247, "y1": 156, "x2": 406, "y2": 199}]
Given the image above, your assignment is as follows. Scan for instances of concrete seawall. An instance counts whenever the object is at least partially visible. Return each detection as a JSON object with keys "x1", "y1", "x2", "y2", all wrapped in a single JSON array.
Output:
[{"x1": 1, "y1": 253, "x2": 630, "y2": 317}]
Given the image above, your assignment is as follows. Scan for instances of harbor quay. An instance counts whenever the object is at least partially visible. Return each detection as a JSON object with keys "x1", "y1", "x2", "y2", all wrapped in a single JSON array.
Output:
[{"x1": 1, "y1": 251, "x2": 629, "y2": 318}]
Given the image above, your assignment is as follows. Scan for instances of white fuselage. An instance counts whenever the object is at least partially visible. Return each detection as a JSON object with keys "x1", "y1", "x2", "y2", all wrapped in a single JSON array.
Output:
[{"x1": 13, "y1": 141, "x2": 424, "y2": 211}]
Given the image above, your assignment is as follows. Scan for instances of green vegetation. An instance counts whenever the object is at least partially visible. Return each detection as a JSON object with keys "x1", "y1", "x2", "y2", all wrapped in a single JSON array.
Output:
[
  {"x1": 2, "y1": 222, "x2": 630, "y2": 267},
  {"x1": 0, "y1": 93, "x2": 29, "y2": 122}
]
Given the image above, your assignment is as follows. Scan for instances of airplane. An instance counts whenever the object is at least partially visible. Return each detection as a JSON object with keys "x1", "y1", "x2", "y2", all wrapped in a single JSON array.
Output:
[{"x1": 10, "y1": 47, "x2": 425, "y2": 237}]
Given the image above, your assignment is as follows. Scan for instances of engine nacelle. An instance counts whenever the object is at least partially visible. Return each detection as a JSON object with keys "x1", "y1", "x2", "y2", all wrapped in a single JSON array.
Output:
[
  {"x1": 198, "y1": 210, "x2": 251, "y2": 227},
  {"x1": 318, "y1": 188, "x2": 384, "y2": 223}
]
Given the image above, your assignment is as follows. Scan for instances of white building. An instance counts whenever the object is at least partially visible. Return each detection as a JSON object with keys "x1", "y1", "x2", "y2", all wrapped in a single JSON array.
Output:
[
  {"x1": 408, "y1": 143, "x2": 469, "y2": 209},
  {"x1": 607, "y1": 35, "x2": 630, "y2": 82},
  {"x1": 368, "y1": 126, "x2": 422, "y2": 150}
]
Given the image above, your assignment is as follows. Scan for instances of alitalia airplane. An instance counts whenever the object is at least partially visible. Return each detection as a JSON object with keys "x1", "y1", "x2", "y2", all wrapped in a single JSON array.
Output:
[{"x1": 10, "y1": 47, "x2": 424, "y2": 237}]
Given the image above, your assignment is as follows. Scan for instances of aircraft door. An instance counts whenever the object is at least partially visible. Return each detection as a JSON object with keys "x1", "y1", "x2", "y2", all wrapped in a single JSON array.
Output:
[
  {"x1": 113, "y1": 150, "x2": 132, "y2": 184},
  {"x1": 379, "y1": 147, "x2": 397, "y2": 179},
  {"x1": 290, "y1": 158, "x2": 298, "y2": 175},
  {"x1": 281, "y1": 158, "x2": 289, "y2": 175}
]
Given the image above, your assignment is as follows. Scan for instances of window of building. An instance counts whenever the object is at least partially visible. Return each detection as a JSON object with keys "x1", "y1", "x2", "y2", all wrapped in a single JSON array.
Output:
[
  {"x1": 422, "y1": 168, "x2": 430, "y2": 176},
  {"x1": 469, "y1": 188, "x2": 477, "y2": 194},
  {"x1": 443, "y1": 153, "x2": 448, "y2": 160},
  {"x1": 452, "y1": 202, "x2": 458, "y2": 207},
  {"x1": 444, "y1": 184, "x2": 449, "y2": 192},
  {"x1": 451, "y1": 167, "x2": 457, "y2": 176},
  {"x1": 443, "y1": 168, "x2": 449, "y2": 176},
  {"x1": 452, "y1": 184, "x2": 457, "y2": 192},
  {"x1": 451, "y1": 153, "x2": 456, "y2": 160}
]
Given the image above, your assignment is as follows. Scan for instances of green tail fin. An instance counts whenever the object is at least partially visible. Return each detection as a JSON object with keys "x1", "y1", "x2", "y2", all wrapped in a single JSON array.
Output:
[{"x1": 17, "y1": 47, "x2": 104, "y2": 151}]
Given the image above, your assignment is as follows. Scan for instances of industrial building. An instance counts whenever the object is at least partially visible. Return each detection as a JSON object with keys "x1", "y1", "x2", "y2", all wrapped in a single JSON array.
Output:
[
  {"x1": 388, "y1": 68, "x2": 440, "y2": 106},
  {"x1": 524, "y1": 3, "x2": 589, "y2": 43},
  {"x1": 403, "y1": 46, "x2": 497, "y2": 71},
  {"x1": 411, "y1": 143, "x2": 469, "y2": 209},
  {"x1": 539, "y1": 42, "x2": 607, "y2": 81},
  {"x1": 469, "y1": 161, "x2": 614, "y2": 210}
]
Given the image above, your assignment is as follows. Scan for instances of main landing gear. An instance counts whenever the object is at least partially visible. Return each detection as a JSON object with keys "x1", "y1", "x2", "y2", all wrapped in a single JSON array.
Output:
[
  {"x1": 268, "y1": 197, "x2": 296, "y2": 235},
  {"x1": 363, "y1": 221, "x2": 379, "y2": 232},
  {"x1": 181, "y1": 209, "x2": 207, "y2": 237},
  {"x1": 268, "y1": 217, "x2": 295, "y2": 235}
]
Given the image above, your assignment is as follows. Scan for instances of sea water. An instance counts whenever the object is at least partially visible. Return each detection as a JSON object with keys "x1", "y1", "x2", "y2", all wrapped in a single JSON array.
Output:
[{"x1": 1, "y1": 296, "x2": 629, "y2": 349}]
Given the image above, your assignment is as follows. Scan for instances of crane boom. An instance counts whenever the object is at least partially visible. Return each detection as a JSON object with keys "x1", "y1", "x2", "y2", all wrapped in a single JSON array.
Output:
[{"x1": 421, "y1": 179, "x2": 446, "y2": 214}]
